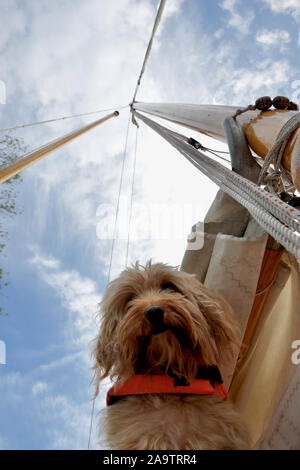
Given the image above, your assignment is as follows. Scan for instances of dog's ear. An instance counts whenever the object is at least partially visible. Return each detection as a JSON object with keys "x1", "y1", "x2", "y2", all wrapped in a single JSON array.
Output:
[
  {"x1": 190, "y1": 279, "x2": 240, "y2": 367},
  {"x1": 92, "y1": 307, "x2": 118, "y2": 381},
  {"x1": 92, "y1": 286, "x2": 122, "y2": 390}
]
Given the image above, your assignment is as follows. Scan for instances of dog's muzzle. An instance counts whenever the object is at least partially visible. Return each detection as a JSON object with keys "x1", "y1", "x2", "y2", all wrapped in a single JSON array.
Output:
[{"x1": 144, "y1": 305, "x2": 168, "y2": 335}]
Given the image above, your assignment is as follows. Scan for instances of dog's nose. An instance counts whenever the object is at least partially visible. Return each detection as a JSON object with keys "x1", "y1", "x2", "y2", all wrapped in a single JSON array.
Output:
[{"x1": 144, "y1": 305, "x2": 164, "y2": 324}]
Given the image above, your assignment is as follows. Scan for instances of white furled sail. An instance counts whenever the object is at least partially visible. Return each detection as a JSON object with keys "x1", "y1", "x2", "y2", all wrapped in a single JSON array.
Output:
[
  {"x1": 133, "y1": 101, "x2": 255, "y2": 142},
  {"x1": 132, "y1": 102, "x2": 300, "y2": 192}
]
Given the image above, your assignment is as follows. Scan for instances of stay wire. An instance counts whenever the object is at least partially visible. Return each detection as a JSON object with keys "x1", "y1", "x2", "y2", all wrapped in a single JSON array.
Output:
[
  {"x1": 125, "y1": 121, "x2": 139, "y2": 266},
  {"x1": 107, "y1": 109, "x2": 132, "y2": 284},
  {"x1": 205, "y1": 148, "x2": 231, "y2": 164},
  {"x1": 150, "y1": 115, "x2": 231, "y2": 162},
  {"x1": 87, "y1": 397, "x2": 96, "y2": 450},
  {"x1": 87, "y1": 109, "x2": 132, "y2": 450},
  {"x1": 0, "y1": 104, "x2": 129, "y2": 133}
]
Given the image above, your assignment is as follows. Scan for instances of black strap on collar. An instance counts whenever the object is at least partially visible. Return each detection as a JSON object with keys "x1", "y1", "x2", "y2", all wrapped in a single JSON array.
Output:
[
  {"x1": 196, "y1": 365, "x2": 223, "y2": 388},
  {"x1": 167, "y1": 364, "x2": 223, "y2": 388}
]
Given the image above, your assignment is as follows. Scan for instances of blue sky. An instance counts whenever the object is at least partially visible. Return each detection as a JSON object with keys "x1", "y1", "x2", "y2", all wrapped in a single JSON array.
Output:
[{"x1": 0, "y1": 0, "x2": 300, "y2": 450}]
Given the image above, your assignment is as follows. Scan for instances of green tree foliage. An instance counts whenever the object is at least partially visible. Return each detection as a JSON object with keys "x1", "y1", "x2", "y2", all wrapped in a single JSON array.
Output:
[{"x1": 0, "y1": 134, "x2": 26, "y2": 313}]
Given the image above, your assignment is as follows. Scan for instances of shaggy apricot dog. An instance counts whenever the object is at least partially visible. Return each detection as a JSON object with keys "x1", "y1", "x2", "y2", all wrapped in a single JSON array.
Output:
[{"x1": 93, "y1": 262, "x2": 251, "y2": 450}]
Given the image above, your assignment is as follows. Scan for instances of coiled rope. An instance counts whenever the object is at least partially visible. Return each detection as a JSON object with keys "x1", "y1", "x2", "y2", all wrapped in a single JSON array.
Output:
[{"x1": 257, "y1": 112, "x2": 300, "y2": 192}]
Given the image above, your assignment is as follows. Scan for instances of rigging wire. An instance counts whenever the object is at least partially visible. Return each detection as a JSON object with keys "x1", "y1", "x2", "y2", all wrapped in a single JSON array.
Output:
[
  {"x1": 151, "y1": 114, "x2": 231, "y2": 162},
  {"x1": 87, "y1": 109, "x2": 132, "y2": 450},
  {"x1": 107, "y1": 109, "x2": 132, "y2": 283},
  {"x1": 87, "y1": 396, "x2": 96, "y2": 450},
  {"x1": 131, "y1": 0, "x2": 167, "y2": 104},
  {"x1": 125, "y1": 121, "x2": 139, "y2": 266},
  {"x1": 204, "y1": 148, "x2": 231, "y2": 164},
  {"x1": 0, "y1": 104, "x2": 129, "y2": 134}
]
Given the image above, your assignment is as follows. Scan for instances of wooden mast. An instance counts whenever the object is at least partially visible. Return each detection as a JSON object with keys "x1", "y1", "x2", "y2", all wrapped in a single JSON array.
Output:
[{"x1": 0, "y1": 111, "x2": 119, "y2": 184}]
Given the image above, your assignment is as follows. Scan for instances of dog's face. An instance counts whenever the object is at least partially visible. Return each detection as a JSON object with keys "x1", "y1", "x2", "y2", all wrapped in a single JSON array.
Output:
[{"x1": 93, "y1": 262, "x2": 239, "y2": 387}]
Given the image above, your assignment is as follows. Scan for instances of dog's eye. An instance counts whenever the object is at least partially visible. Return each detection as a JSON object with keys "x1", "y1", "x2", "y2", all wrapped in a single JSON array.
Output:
[
  {"x1": 127, "y1": 295, "x2": 135, "y2": 303},
  {"x1": 161, "y1": 282, "x2": 179, "y2": 292}
]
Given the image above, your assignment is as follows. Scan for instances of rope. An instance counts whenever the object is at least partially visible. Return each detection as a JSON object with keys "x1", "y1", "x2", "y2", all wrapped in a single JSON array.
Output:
[
  {"x1": 87, "y1": 398, "x2": 96, "y2": 450},
  {"x1": 0, "y1": 104, "x2": 129, "y2": 134},
  {"x1": 87, "y1": 109, "x2": 132, "y2": 450},
  {"x1": 179, "y1": 146, "x2": 300, "y2": 258},
  {"x1": 131, "y1": 0, "x2": 167, "y2": 103},
  {"x1": 107, "y1": 110, "x2": 132, "y2": 281},
  {"x1": 255, "y1": 272, "x2": 278, "y2": 296},
  {"x1": 257, "y1": 113, "x2": 300, "y2": 190},
  {"x1": 133, "y1": 110, "x2": 300, "y2": 259},
  {"x1": 151, "y1": 116, "x2": 231, "y2": 163},
  {"x1": 231, "y1": 97, "x2": 300, "y2": 195},
  {"x1": 204, "y1": 148, "x2": 231, "y2": 164},
  {"x1": 125, "y1": 121, "x2": 139, "y2": 266}
]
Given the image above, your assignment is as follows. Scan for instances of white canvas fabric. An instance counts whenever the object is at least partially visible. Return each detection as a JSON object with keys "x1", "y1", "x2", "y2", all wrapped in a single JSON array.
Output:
[
  {"x1": 260, "y1": 363, "x2": 300, "y2": 450},
  {"x1": 181, "y1": 190, "x2": 268, "y2": 387},
  {"x1": 182, "y1": 190, "x2": 300, "y2": 448},
  {"x1": 230, "y1": 252, "x2": 300, "y2": 448}
]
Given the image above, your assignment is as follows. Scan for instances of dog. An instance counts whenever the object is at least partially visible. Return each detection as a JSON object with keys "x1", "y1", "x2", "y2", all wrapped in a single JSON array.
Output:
[{"x1": 93, "y1": 261, "x2": 251, "y2": 450}]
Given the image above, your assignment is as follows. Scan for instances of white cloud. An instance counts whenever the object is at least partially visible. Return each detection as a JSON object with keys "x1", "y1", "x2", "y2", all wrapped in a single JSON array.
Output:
[
  {"x1": 0, "y1": 371, "x2": 24, "y2": 404},
  {"x1": 262, "y1": 0, "x2": 300, "y2": 20},
  {"x1": 40, "y1": 394, "x2": 92, "y2": 450},
  {"x1": 30, "y1": 250, "x2": 100, "y2": 348},
  {"x1": 260, "y1": 30, "x2": 290, "y2": 45},
  {"x1": 32, "y1": 381, "x2": 48, "y2": 396},
  {"x1": 219, "y1": 0, "x2": 254, "y2": 34},
  {"x1": 0, "y1": 0, "x2": 26, "y2": 50},
  {"x1": 0, "y1": 435, "x2": 7, "y2": 450},
  {"x1": 256, "y1": 29, "x2": 291, "y2": 47},
  {"x1": 0, "y1": 366, "x2": 98, "y2": 449},
  {"x1": 37, "y1": 351, "x2": 83, "y2": 373},
  {"x1": 213, "y1": 59, "x2": 292, "y2": 104},
  {"x1": 0, "y1": 371, "x2": 23, "y2": 388}
]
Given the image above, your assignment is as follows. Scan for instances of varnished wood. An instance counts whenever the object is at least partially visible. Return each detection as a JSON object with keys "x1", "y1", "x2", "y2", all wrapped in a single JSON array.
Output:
[{"x1": 0, "y1": 111, "x2": 119, "y2": 184}]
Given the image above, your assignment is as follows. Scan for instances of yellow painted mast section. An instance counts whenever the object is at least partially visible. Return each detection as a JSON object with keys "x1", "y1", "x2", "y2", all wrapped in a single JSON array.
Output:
[{"x1": 0, "y1": 111, "x2": 119, "y2": 184}]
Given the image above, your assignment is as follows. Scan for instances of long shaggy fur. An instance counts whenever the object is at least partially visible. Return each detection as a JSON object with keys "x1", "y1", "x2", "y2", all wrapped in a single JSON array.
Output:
[{"x1": 93, "y1": 261, "x2": 251, "y2": 449}]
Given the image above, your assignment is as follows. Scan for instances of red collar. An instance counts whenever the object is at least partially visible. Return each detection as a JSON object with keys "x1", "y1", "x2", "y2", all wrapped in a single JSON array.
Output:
[{"x1": 106, "y1": 374, "x2": 228, "y2": 406}]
